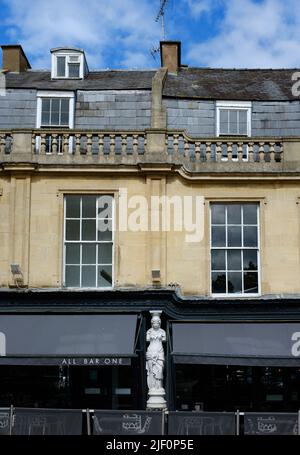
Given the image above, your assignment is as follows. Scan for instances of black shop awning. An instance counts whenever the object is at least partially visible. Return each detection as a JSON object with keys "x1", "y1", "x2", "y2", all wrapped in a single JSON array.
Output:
[
  {"x1": 0, "y1": 314, "x2": 138, "y2": 365},
  {"x1": 172, "y1": 322, "x2": 300, "y2": 367}
]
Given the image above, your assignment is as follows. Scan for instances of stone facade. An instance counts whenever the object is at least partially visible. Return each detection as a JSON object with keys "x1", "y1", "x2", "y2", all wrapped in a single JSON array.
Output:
[{"x1": 1, "y1": 52, "x2": 300, "y2": 299}]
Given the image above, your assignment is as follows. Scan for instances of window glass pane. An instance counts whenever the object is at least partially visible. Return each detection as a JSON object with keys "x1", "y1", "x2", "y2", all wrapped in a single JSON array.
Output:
[
  {"x1": 60, "y1": 112, "x2": 69, "y2": 125},
  {"x1": 82, "y1": 220, "x2": 96, "y2": 241},
  {"x1": 98, "y1": 195, "x2": 113, "y2": 218},
  {"x1": 68, "y1": 63, "x2": 80, "y2": 77},
  {"x1": 41, "y1": 110, "x2": 50, "y2": 126},
  {"x1": 41, "y1": 99, "x2": 50, "y2": 125},
  {"x1": 243, "y1": 226, "x2": 258, "y2": 247},
  {"x1": 227, "y1": 204, "x2": 241, "y2": 224},
  {"x1": 65, "y1": 265, "x2": 80, "y2": 287},
  {"x1": 50, "y1": 98, "x2": 60, "y2": 125},
  {"x1": 227, "y1": 226, "x2": 241, "y2": 247},
  {"x1": 82, "y1": 196, "x2": 97, "y2": 218},
  {"x1": 57, "y1": 56, "x2": 66, "y2": 77},
  {"x1": 243, "y1": 204, "x2": 257, "y2": 224},
  {"x1": 211, "y1": 250, "x2": 225, "y2": 270},
  {"x1": 219, "y1": 110, "x2": 228, "y2": 135},
  {"x1": 244, "y1": 272, "x2": 258, "y2": 293},
  {"x1": 82, "y1": 266, "x2": 96, "y2": 287},
  {"x1": 61, "y1": 98, "x2": 69, "y2": 113},
  {"x1": 212, "y1": 272, "x2": 226, "y2": 293},
  {"x1": 82, "y1": 244, "x2": 96, "y2": 264},
  {"x1": 98, "y1": 243, "x2": 113, "y2": 264},
  {"x1": 227, "y1": 250, "x2": 241, "y2": 270},
  {"x1": 65, "y1": 244, "x2": 80, "y2": 264},
  {"x1": 229, "y1": 110, "x2": 238, "y2": 134},
  {"x1": 238, "y1": 110, "x2": 248, "y2": 135},
  {"x1": 243, "y1": 250, "x2": 258, "y2": 270},
  {"x1": 51, "y1": 98, "x2": 60, "y2": 112},
  {"x1": 66, "y1": 220, "x2": 80, "y2": 240},
  {"x1": 239, "y1": 110, "x2": 247, "y2": 124},
  {"x1": 50, "y1": 111, "x2": 60, "y2": 125},
  {"x1": 98, "y1": 265, "x2": 112, "y2": 287},
  {"x1": 228, "y1": 272, "x2": 242, "y2": 293},
  {"x1": 42, "y1": 98, "x2": 51, "y2": 111},
  {"x1": 211, "y1": 226, "x2": 226, "y2": 247},
  {"x1": 239, "y1": 122, "x2": 247, "y2": 135},
  {"x1": 98, "y1": 220, "x2": 113, "y2": 241},
  {"x1": 60, "y1": 99, "x2": 69, "y2": 125},
  {"x1": 66, "y1": 196, "x2": 80, "y2": 218},
  {"x1": 211, "y1": 204, "x2": 225, "y2": 224}
]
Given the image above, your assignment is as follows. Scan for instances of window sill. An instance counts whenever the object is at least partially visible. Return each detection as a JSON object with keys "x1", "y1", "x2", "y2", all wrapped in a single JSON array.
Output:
[
  {"x1": 51, "y1": 77, "x2": 83, "y2": 80},
  {"x1": 211, "y1": 293, "x2": 261, "y2": 298},
  {"x1": 62, "y1": 286, "x2": 114, "y2": 291}
]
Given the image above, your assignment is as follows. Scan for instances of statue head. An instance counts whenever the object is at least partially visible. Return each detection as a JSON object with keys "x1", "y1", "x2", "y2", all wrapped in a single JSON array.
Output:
[{"x1": 151, "y1": 315, "x2": 161, "y2": 329}]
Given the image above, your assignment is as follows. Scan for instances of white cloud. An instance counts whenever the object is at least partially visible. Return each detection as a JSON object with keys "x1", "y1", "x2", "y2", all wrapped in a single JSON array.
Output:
[
  {"x1": 2, "y1": 0, "x2": 161, "y2": 69},
  {"x1": 187, "y1": 0, "x2": 300, "y2": 68},
  {"x1": 184, "y1": 0, "x2": 219, "y2": 17}
]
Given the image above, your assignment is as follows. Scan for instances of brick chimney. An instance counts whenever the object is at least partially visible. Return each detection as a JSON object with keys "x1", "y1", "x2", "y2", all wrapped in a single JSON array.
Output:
[
  {"x1": 1, "y1": 45, "x2": 31, "y2": 72},
  {"x1": 160, "y1": 41, "x2": 181, "y2": 75}
]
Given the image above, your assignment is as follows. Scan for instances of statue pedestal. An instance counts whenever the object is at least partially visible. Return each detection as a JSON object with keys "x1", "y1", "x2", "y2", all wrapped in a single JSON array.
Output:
[{"x1": 147, "y1": 388, "x2": 167, "y2": 410}]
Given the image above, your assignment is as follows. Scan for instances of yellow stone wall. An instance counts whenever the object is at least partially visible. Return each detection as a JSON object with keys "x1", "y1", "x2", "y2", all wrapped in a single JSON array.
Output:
[{"x1": 0, "y1": 171, "x2": 299, "y2": 296}]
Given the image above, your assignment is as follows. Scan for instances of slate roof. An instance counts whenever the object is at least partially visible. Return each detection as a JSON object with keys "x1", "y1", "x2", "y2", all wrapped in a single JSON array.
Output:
[
  {"x1": 164, "y1": 68, "x2": 299, "y2": 101},
  {"x1": 5, "y1": 70, "x2": 156, "y2": 91},
  {"x1": 4, "y1": 67, "x2": 300, "y2": 101}
]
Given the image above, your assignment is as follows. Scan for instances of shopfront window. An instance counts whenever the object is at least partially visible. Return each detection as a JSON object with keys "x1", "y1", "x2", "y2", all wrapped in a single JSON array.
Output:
[
  {"x1": 210, "y1": 203, "x2": 260, "y2": 295},
  {"x1": 175, "y1": 365, "x2": 300, "y2": 412}
]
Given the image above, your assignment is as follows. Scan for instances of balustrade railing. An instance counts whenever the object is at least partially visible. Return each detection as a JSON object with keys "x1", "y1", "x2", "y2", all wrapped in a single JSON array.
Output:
[
  {"x1": 0, "y1": 129, "x2": 288, "y2": 167},
  {"x1": 0, "y1": 132, "x2": 13, "y2": 155},
  {"x1": 166, "y1": 132, "x2": 283, "y2": 163},
  {"x1": 32, "y1": 130, "x2": 147, "y2": 156}
]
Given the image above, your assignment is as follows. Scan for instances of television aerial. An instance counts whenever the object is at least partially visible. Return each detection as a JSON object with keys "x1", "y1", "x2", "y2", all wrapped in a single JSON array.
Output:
[{"x1": 150, "y1": 0, "x2": 169, "y2": 62}]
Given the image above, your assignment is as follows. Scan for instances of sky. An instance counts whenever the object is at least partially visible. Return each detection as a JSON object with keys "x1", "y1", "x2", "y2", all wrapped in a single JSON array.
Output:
[{"x1": 1, "y1": 0, "x2": 300, "y2": 70}]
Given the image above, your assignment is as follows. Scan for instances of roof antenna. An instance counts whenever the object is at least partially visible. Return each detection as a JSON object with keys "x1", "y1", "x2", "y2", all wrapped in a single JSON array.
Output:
[
  {"x1": 156, "y1": 0, "x2": 168, "y2": 41},
  {"x1": 150, "y1": 0, "x2": 169, "y2": 63}
]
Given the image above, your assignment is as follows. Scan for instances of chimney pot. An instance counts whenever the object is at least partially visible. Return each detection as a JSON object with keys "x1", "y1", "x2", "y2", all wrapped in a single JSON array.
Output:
[
  {"x1": 160, "y1": 41, "x2": 181, "y2": 74},
  {"x1": 1, "y1": 44, "x2": 31, "y2": 73}
]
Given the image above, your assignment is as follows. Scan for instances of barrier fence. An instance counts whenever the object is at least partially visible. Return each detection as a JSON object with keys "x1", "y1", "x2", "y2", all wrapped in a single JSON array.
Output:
[{"x1": 1, "y1": 408, "x2": 300, "y2": 435}]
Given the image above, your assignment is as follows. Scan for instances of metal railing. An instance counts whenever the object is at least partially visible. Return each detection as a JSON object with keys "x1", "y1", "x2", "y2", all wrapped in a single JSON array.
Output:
[{"x1": 2, "y1": 407, "x2": 300, "y2": 435}]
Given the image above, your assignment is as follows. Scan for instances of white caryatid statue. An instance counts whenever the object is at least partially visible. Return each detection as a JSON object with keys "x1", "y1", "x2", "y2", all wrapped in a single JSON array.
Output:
[{"x1": 146, "y1": 311, "x2": 167, "y2": 410}]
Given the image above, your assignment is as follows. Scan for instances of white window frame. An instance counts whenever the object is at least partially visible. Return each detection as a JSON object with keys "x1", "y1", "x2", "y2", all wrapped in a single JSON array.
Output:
[
  {"x1": 36, "y1": 91, "x2": 75, "y2": 129},
  {"x1": 63, "y1": 195, "x2": 115, "y2": 290},
  {"x1": 51, "y1": 52, "x2": 85, "y2": 79},
  {"x1": 216, "y1": 101, "x2": 252, "y2": 137},
  {"x1": 210, "y1": 203, "x2": 260, "y2": 298}
]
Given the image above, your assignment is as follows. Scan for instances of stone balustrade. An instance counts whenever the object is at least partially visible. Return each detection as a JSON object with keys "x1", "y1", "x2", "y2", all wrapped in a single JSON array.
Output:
[
  {"x1": 166, "y1": 132, "x2": 283, "y2": 163},
  {"x1": 32, "y1": 130, "x2": 147, "y2": 156},
  {"x1": 0, "y1": 131, "x2": 13, "y2": 155},
  {"x1": 0, "y1": 129, "x2": 296, "y2": 172}
]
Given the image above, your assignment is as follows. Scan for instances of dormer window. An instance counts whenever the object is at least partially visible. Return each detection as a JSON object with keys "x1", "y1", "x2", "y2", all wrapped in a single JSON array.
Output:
[{"x1": 51, "y1": 48, "x2": 88, "y2": 79}]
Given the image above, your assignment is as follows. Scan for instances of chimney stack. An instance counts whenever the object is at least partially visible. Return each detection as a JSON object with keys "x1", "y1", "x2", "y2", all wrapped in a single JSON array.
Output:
[
  {"x1": 1, "y1": 45, "x2": 31, "y2": 73},
  {"x1": 160, "y1": 41, "x2": 181, "y2": 75}
]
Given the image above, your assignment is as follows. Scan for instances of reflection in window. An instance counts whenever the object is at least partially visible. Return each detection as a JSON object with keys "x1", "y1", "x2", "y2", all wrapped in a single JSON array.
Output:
[
  {"x1": 211, "y1": 203, "x2": 259, "y2": 295},
  {"x1": 64, "y1": 195, "x2": 114, "y2": 288}
]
